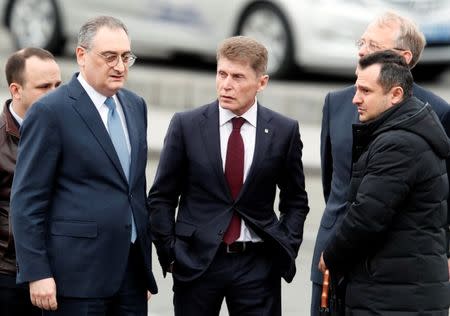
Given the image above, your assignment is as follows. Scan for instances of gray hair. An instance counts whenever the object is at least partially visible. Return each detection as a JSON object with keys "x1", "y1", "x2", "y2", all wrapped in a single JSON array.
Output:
[
  {"x1": 77, "y1": 16, "x2": 129, "y2": 49},
  {"x1": 374, "y1": 11, "x2": 426, "y2": 68}
]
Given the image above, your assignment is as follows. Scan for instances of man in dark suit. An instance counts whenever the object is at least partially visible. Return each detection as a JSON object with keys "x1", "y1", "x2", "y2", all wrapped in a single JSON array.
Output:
[
  {"x1": 1, "y1": 47, "x2": 61, "y2": 316},
  {"x1": 148, "y1": 36, "x2": 309, "y2": 316},
  {"x1": 11, "y1": 16, "x2": 157, "y2": 315},
  {"x1": 310, "y1": 11, "x2": 450, "y2": 316}
]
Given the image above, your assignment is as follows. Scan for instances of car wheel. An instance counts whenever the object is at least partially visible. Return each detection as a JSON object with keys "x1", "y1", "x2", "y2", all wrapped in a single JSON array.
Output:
[
  {"x1": 7, "y1": 0, "x2": 65, "y2": 54},
  {"x1": 237, "y1": 3, "x2": 293, "y2": 78}
]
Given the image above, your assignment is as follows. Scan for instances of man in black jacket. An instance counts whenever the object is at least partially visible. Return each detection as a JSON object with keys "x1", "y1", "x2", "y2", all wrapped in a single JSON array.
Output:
[
  {"x1": 319, "y1": 50, "x2": 450, "y2": 315},
  {"x1": 311, "y1": 11, "x2": 450, "y2": 315}
]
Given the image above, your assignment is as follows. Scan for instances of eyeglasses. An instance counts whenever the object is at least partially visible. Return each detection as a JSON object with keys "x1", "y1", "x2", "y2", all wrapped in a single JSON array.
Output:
[
  {"x1": 355, "y1": 39, "x2": 406, "y2": 52},
  {"x1": 94, "y1": 51, "x2": 137, "y2": 67},
  {"x1": 80, "y1": 46, "x2": 137, "y2": 67}
]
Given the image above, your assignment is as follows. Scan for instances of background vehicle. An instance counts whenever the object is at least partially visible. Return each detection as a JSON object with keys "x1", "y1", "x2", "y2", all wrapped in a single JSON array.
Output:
[{"x1": 1, "y1": 0, "x2": 449, "y2": 78}]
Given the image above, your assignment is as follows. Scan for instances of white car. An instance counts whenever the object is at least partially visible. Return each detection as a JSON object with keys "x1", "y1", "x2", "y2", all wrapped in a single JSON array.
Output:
[{"x1": 1, "y1": 0, "x2": 449, "y2": 77}]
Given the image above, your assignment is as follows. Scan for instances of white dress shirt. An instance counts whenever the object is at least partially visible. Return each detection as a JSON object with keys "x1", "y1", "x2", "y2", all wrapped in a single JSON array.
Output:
[
  {"x1": 77, "y1": 74, "x2": 131, "y2": 153},
  {"x1": 9, "y1": 103, "x2": 23, "y2": 126},
  {"x1": 218, "y1": 98, "x2": 262, "y2": 242}
]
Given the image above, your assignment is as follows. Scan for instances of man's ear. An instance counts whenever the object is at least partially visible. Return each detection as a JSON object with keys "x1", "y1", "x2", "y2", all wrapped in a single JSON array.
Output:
[
  {"x1": 76, "y1": 46, "x2": 86, "y2": 67},
  {"x1": 401, "y1": 50, "x2": 413, "y2": 66},
  {"x1": 391, "y1": 86, "x2": 404, "y2": 104},
  {"x1": 257, "y1": 74, "x2": 269, "y2": 92},
  {"x1": 9, "y1": 83, "x2": 21, "y2": 100}
]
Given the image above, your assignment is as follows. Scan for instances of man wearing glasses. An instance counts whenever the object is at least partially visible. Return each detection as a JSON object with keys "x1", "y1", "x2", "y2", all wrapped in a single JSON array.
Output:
[
  {"x1": 310, "y1": 11, "x2": 450, "y2": 316},
  {"x1": 11, "y1": 16, "x2": 157, "y2": 315}
]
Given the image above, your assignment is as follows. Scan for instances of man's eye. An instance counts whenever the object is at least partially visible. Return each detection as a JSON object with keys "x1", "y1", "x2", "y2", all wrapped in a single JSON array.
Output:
[
  {"x1": 121, "y1": 54, "x2": 131, "y2": 62},
  {"x1": 104, "y1": 54, "x2": 118, "y2": 62}
]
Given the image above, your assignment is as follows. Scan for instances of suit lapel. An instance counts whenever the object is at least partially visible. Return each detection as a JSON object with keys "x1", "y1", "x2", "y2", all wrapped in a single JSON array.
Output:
[
  {"x1": 200, "y1": 102, "x2": 230, "y2": 195},
  {"x1": 239, "y1": 104, "x2": 273, "y2": 197},
  {"x1": 68, "y1": 76, "x2": 128, "y2": 183},
  {"x1": 117, "y1": 91, "x2": 139, "y2": 186}
]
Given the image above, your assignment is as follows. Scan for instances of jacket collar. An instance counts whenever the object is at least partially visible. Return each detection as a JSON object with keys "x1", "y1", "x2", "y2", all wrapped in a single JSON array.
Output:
[{"x1": 3, "y1": 99, "x2": 20, "y2": 138}]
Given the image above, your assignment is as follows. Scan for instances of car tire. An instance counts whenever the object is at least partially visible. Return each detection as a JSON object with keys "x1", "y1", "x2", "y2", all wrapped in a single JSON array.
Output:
[
  {"x1": 7, "y1": 0, "x2": 65, "y2": 54},
  {"x1": 237, "y1": 2, "x2": 294, "y2": 78}
]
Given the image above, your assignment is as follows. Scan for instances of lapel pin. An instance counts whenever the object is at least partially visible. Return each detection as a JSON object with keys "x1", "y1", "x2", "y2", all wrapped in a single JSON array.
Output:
[{"x1": 264, "y1": 128, "x2": 269, "y2": 134}]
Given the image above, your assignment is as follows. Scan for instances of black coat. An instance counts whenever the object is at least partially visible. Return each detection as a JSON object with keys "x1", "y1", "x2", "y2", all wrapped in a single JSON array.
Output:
[{"x1": 324, "y1": 97, "x2": 450, "y2": 315}]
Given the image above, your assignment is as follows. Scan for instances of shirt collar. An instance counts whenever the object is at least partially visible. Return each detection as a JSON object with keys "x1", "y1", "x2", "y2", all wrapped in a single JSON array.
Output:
[
  {"x1": 9, "y1": 101, "x2": 23, "y2": 127},
  {"x1": 77, "y1": 73, "x2": 116, "y2": 109},
  {"x1": 218, "y1": 98, "x2": 258, "y2": 127}
]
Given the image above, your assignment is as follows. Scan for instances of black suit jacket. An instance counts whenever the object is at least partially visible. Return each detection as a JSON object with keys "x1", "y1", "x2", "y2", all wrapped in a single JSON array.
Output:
[
  {"x1": 11, "y1": 74, "x2": 158, "y2": 297},
  {"x1": 148, "y1": 101, "x2": 309, "y2": 283},
  {"x1": 310, "y1": 83, "x2": 450, "y2": 285}
]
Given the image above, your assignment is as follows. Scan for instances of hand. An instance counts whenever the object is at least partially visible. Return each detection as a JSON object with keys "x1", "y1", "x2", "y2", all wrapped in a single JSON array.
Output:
[
  {"x1": 318, "y1": 252, "x2": 328, "y2": 274},
  {"x1": 29, "y1": 277, "x2": 58, "y2": 310},
  {"x1": 147, "y1": 290, "x2": 152, "y2": 301}
]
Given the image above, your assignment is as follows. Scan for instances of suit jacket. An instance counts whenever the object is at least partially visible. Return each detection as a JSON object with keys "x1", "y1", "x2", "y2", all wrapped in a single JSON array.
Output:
[
  {"x1": 310, "y1": 83, "x2": 450, "y2": 285},
  {"x1": 11, "y1": 74, "x2": 157, "y2": 297},
  {"x1": 148, "y1": 101, "x2": 309, "y2": 283}
]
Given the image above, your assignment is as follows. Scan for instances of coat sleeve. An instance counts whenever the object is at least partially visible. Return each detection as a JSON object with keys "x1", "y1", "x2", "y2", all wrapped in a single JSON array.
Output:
[
  {"x1": 438, "y1": 110, "x2": 450, "y2": 257},
  {"x1": 277, "y1": 120, "x2": 310, "y2": 256},
  {"x1": 147, "y1": 113, "x2": 185, "y2": 275},
  {"x1": 323, "y1": 134, "x2": 416, "y2": 273},
  {"x1": 10, "y1": 101, "x2": 61, "y2": 283},
  {"x1": 320, "y1": 93, "x2": 333, "y2": 203}
]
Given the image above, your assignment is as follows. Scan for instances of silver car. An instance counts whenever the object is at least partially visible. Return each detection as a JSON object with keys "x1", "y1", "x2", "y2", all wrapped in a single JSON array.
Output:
[{"x1": 1, "y1": 0, "x2": 449, "y2": 77}]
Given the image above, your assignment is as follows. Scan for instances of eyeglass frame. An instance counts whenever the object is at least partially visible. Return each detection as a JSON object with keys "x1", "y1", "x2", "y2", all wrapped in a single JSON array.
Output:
[
  {"x1": 80, "y1": 45, "x2": 137, "y2": 67},
  {"x1": 355, "y1": 39, "x2": 406, "y2": 52}
]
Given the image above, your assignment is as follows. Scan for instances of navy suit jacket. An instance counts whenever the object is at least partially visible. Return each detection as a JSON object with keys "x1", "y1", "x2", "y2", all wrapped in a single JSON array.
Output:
[
  {"x1": 311, "y1": 83, "x2": 450, "y2": 285},
  {"x1": 11, "y1": 74, "x2": 158, "y2": 297},
  {"x1": 148, "y1": 101, "x2": 309, "y2": 283}
]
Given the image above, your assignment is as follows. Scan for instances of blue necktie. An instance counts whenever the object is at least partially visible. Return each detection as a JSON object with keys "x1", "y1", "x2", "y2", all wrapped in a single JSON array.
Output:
[{"x1": 105, "y1": 96, "x2": 137, "y2": 243}]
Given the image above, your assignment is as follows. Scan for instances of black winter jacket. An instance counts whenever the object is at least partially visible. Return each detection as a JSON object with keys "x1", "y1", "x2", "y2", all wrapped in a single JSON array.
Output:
[{"x1": 324, "y1": 96, "x2": 450, "y2": 315}]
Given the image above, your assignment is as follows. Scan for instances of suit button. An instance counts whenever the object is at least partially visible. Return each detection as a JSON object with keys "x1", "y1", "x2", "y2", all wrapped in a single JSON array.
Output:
[
  {"x1": 218, "y1": 230, "x2": 224, "y2": 236},
  {"x1": 128, "y1": 194, "x2": 133, "y2": 201}
]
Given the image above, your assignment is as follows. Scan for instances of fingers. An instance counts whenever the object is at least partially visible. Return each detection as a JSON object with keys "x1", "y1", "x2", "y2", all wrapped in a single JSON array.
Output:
[
  {"x1": 29, "y1": 277, "x2": 58, "y2": 310},
  {"x1": 147, "y1": 290, "x2": 152, "y2": 301}
]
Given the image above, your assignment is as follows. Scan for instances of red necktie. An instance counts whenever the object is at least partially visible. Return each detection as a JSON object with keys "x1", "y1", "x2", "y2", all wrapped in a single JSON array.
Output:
[{"x1": 223, "y1": 117, "x2": 245, "y2": 244}]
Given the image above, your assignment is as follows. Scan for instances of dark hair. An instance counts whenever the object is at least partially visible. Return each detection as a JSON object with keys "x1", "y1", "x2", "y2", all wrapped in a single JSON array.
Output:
[
  {"x1": 217, "y1": 36, "x2": 268, "y2": 75},
  {"x1": 5, "y1": 47, "x2": 56, "y2": 85},
  {"x1": 78, "y1": 16, "x2": 129, "y2": 50},
  {"x1": 359, "y1": 50, "x2": 413, "y2": 98}
]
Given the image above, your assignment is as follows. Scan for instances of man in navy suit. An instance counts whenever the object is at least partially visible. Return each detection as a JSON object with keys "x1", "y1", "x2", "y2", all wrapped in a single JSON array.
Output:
[
  {"x1": 11, "y1": 16, "x2": 157, "y2": 315},
  {"x1": 148, "y1": 36, "x2": 309, "y2": 316},
  {"x1": 310, "y1": 11, "x2": 450, "y2": 316}
]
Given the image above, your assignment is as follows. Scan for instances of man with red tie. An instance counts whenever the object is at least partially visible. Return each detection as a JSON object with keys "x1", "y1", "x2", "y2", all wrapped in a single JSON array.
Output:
[{"x1": 148, "y1": 36, "x2": 310, "y2": 316}]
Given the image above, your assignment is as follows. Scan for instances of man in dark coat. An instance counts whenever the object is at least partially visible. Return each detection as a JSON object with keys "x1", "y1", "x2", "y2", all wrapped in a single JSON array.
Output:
[
  {"x1": 148, "y1": 36, "x2": 309, "y2": 316},
  {"x1": 319, "y1": 50, "x2": 450, "y2": 315},
  {"x1": 311, "y1": 11, "x2": 450, "y2": 315}
]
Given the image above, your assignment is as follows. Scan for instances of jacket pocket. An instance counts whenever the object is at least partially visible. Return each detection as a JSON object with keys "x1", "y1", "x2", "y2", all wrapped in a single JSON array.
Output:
[
  {"x1": 50, "y1": 220, "x2": 97, "y2": 238},
  {"x1": 175, "y1": 222, "x2": 196, "y2": 238}
]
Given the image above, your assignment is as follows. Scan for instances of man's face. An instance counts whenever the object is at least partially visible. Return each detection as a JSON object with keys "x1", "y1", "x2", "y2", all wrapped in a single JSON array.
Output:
[
  {"x1": 18, "y1": 56, "x2": 61, "y2": 112},
  {"x1": 77, "y1": 26, "x2": 131, "y2": 97},
  {"x1": 353, "y1": 64, "x2": 396, "y2": 122},
  {"x1": 216, "y1": 57, "x2": 268, "y2": 116},
  {"x1": 357, "y1": 22, "x2": 399, "y2": 59}
]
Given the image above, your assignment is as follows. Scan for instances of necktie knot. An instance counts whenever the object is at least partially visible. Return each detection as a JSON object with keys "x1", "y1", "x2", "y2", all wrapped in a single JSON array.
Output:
[
  {"x1": 232, "y1": 117, "x2": 245, "y2": 130},
  {"x1": 105, "y1": 97, "x2": 116, "y2": 112}
]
